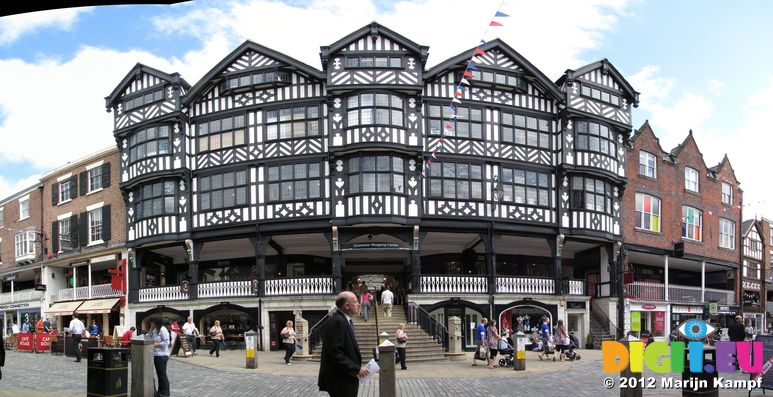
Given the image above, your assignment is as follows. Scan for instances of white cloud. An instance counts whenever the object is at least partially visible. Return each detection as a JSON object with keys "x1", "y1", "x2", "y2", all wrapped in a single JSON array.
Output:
[
  {"x1": 151, "y1": 0, "x2": 634, "y2": 79},
  {"x1": 0, "y1": 8, "x2": 92, "y2": 45},
  {"x1": 0, "y1": 173, "x2": 41, "y2": 203},
  {"x1": 629, "y1": 65, "x2": 675, "y2": 102},
  {"x1": 0, "y1": 0, "x2": 633, "y2": 175},
  {"x1": 709, "y1": 78, "x2": 723, "y2": 95}
]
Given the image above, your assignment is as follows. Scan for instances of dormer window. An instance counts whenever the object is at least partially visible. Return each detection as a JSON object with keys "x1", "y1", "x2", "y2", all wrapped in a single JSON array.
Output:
[
  {"x1": 124, "y1": 87, "x2": 164, "y2": 111},
  {"x1": 223, "y1": 70, "x2": 290, "y2": 92},
  {"x1": 346, "y1": 56, "x2": 402, "y2": 69},
  {"x1": 466, "y1": 70, "x2": 526, "y2": 91},
  {"x1": 581, "y1": 84, "x2": 620, "y2": 106}
]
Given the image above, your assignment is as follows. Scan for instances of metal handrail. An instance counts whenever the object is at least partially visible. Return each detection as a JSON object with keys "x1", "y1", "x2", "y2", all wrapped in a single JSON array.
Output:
[
  {"x1": 405, "y1": 301, "x2": 448, "y2": 350},
  {"x1": 591, "y1": 297, "x2": 620, "y2": 340},
  {"x1": 308, "y1": 310, "x2": 334, "y2": 353}
]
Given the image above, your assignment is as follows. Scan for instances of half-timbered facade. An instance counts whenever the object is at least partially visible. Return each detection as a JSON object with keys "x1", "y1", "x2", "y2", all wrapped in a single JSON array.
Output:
[
  {"x1": 742, "y1": 220, "x2": 766, "y2": 333},
  {"x1": 105, "y1": 23, "x2": 639, "y2": 350},
  {"x1": 622, "y1": 122, "x2": 742, "y2": 341}
]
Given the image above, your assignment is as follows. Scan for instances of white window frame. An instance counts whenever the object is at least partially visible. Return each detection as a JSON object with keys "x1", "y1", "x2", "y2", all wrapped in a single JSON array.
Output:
[
  {"x1": 639, "y1": 150, "x2": 657, "y2": 178},
  {"x1": 721, "y1": 182, "x2": 733, "y2": 205},
  {"x1": 634, "y1": 193, "x2": 661, "y2": 232},
  {"x1": 14, "y1": 230, "x2": 36, "y2": 260},
  {"x1": 59, "y1": 218, "x2": 72, "y2": 252},
  {"x1": 59, "y1": 180, "x2": 74, "y2": 203},
  {"x1": 88, "y1": 167, "x2": 103, "y2": 194},
  {"x1": 681, "y1": 206, "x2": 703, "y2": 241},
  {"x1": 88, "y1": 208, "x2": 103, "y2": 245},
  {"x1": 685, "y1": 167, "x2": 699, "y2": 193},
  {"x1": 719, "y1": 218, "x2": 735, "y2": 250},
  {"x1": 18, "y1": 196, "x2": 29, "y2": 220}
]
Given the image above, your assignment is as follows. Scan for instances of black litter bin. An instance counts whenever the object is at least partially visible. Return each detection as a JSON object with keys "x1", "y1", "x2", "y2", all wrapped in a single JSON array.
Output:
[
  {"x1": 682, "y1": 345, "x2": 718, "y2": 397},
  {"x1": 87, "y1": 347, "x2": 129, "y2": 397}
]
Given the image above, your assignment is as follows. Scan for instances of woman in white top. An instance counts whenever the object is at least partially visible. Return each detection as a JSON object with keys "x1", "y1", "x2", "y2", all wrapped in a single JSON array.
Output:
[{"x1": 280, "y1": 320, "x2": 297, "y2": 365}]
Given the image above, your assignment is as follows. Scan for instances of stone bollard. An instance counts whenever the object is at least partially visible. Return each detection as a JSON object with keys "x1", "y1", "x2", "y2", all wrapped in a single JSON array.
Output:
[
  {"x1": 514, "y1": 331, "x2": 526, "y2": 371},
  {"x1": 446, "y1": 316, "x2": 466, "y2": 361},
  {"x1": 293, "y1": 317, "x2": 311, "y2": 361},
  {"x1": 378, "y1": 340, "x2": 396, "y2": 397},
  {"x1": 244, "y1": 330, "x2": 258, "y2": 369},
  {"x1": 130, "y1": 336, "x2": 155, "y2": 397}
]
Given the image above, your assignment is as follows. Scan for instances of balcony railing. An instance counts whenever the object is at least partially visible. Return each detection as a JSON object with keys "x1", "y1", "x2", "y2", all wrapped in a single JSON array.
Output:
[
  {"x1": 420, "y1": 276, "x2": 487, "y2": 294},
  {"x1": 496, "y1": 277, "x2": 554, "y2": 294},
  {"x1": 198, "y1": 280, "x2": 252, "y2": 298},
  {"x1": 58, "y1": 283, "x2": 123, "y2": 301},
  {"x1": 627, "y1": 281, "x2": 735, "y2": 305},
  {"x1": 139, "y1": 286, "x2": 188, "y2": 303},
  {"x1": 263, "y1": 277, "x2": 333, "y2": 296},
  {"x1": 0, "y1": 289, "x2": 43, "y2": 304}
]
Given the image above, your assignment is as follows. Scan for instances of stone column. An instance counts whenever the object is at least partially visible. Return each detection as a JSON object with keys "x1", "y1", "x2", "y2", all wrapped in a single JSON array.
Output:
[
  {"x1": 446, "y1": 316, "x2": 465, "y2": 360},
  {"x1": 294, "y1": 316, "x2": 310, "y2": 360},
  {"x1": 130, "y1": 336, "x2": 155, "y2": 397}
]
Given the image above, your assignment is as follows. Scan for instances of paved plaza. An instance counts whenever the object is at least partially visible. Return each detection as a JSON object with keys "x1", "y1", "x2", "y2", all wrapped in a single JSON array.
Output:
[{"x1": 0, "y1": 348, "x2": 767, "y2": 396}]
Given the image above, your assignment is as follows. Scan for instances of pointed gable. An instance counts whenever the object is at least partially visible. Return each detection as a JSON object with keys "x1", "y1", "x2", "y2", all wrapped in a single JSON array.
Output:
[
  {"x1": 425, "y1": 38, "x2": 563, "y2": 101},
  {"x1": 183, "y1": 41, "x2": 324, "y2": 105},
  {"x1": 320, "y1": 22, "x2": 429, "y2": 69},
  {"x1": 562, "y1": 59, "x2": 639, "y2": 105},
  {"x1": 104, "y1": 63, "x2": 188, "y2": 111}
]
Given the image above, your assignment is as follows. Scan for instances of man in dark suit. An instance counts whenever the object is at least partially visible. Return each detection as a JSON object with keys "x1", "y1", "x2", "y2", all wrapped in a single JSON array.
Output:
[
  {"x1": 318, "y1": 291, "x2": 369, "y2": 397},
  {"x1": 728, "y1": 315, "x2": 746, "y2": 342},
  {"x1": 1, "y1": 326, "x2": 5, "y2": 381}
]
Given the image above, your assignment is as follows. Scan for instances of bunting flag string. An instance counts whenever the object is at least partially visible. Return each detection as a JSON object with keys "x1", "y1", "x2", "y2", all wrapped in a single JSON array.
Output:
[{"x1": 422, "y1": 3, "x2": 508, "y2": 177}]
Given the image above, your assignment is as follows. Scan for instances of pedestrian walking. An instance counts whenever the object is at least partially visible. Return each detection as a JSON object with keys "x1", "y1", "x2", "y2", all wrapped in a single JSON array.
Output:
[
  {"x1": 318, "y1": 291, "x2": 369, "y2": 397},
  {"x1": 150, "y1": 319, "x2": 171, "y2": 397},
  {"x1": 537, "y1": 316, "x2": 551, "y2": 361},
  {"x1": 487, "y1": 319, "x2": 502, "y2": 368},
  {"x1": 360, "y1": 289, "x2": 373, "y2": 321},
  {"x1": 169, "y1": 320, "x2": 181, "y2": 356},
  {"x1": 381, "y1": 287, "x2": 394, "y2": 318},
  {"x1": 472, "y1": 317, "x2": 488, "y2": 366},
  {"x1": 281, "y1": 320, "x2": 297, "y2": 365},
  {"x1": 555, "y1": 319, "x2": 568, "y2": 362},
  {"x1": 728, "y1": 315, "x2": 746, "y2": 342},
  {"x1": 68, "y1": 314, "x2": 86, "y2": 362},
  {"x1": 395, "y1": 323, "x2": 408, "y2": 370},
  {"x1": 182, "y1": 316, "x2": 199, "y2": 353},
  {"x1": 209, "y1": 320, "x2": 224, "y2": 358}
]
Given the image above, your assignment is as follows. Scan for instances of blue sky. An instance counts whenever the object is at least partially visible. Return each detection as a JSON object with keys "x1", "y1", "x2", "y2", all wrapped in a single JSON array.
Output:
[{"x1": 0, "y1": 0, "x2": 771, "y2": 218}]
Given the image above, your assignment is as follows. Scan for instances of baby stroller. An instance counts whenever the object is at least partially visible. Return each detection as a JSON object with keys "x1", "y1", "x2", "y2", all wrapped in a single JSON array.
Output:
[
  {"x1": 563, "y1": 333, "x2": 581, "y2": 361},
  {"x1": 498, "y1": 338, "x2": 515, "y2": 367},
  {"x1": 538, "y1": 336, "x2": 556, "y2": 361}
]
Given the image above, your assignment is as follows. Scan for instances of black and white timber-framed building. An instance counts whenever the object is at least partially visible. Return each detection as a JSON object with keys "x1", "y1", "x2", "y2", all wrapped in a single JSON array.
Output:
[{"x1": 105, "y1": 23, "x2": 639, "y2": 350}]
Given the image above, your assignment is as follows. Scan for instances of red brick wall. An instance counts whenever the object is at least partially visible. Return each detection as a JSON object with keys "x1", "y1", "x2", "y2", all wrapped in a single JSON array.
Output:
[
  {"x1": 41, "y1": 148, "x2": 125, "y2": 258},
  {"x1": 0, "y1": 187, "x2": 44, "y2": 271},
  {"x1": 623, "y1": 123, "x2": 742, "y2": 265}
]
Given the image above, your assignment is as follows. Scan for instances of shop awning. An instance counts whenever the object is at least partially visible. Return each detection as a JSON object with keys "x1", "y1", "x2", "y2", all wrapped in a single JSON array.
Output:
[
  {"x1": 45, "y1": 300, "x2": 84, "y2": 316},
  {"x1": 75, "y1": 298, "x2": 120, "y2": 314}
]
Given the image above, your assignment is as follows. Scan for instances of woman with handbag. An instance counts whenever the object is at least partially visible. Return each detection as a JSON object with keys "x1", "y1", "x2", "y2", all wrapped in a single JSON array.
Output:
[
  {"x1": 395, "y1": 323, "x2": 408, "y2": 370},
  {"x1": 280, "y1": 320, "x2": 297, "y2": 365},
  {"x1": 486, "y1": 319, "x2": 502, "y2": 369},
  {"x1": 208, "y1": 320, "x2": 224, "y2": 358}
]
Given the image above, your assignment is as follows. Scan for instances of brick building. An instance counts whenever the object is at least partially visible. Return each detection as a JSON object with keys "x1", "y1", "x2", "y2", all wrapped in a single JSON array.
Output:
[
  {"x1": 621, "y1": 121, "x2": 742, "y2": 340},
  {"x1": 0, "y1": 183, "x2": 45, "y2": 335},
  {"x1": 39, "y1": 146, "x2": 127, "y2": 334}
]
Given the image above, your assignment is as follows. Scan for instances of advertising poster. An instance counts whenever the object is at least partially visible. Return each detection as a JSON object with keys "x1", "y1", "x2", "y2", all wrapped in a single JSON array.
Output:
[
  {"x1": 17, "y1": 332, "x2": 33, "y2": 351},
  {"x1": 631, "y1": 311, "x2": 641, "y2": 332}
]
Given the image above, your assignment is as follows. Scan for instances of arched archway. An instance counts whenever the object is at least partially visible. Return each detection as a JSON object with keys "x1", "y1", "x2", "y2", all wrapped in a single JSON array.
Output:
[
  {"x1": 496, "y1": 300, "x2": 557, "y2": 337},
  {"x1": 136, "y1": 307, "x2": 188, "y2": 333}
]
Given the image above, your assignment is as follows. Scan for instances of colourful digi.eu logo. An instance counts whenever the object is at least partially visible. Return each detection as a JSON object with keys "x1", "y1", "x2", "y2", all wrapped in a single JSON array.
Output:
[{"x1": 602, "y1": 319, "x2": 763, "y2": 374}]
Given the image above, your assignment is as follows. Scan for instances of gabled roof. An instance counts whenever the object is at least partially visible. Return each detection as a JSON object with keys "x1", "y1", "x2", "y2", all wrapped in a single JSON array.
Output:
[
  {"x1": 183, "y1": 41, "x2": 325, "y2": 105},
  {"x1": 424, "y1": 38, "x2": 564, "y2": 101},
  {"x1": 742, "y1": 219, "x2": 763, "y2": 240},
  {"x1": 710, "y1": 154, "x2": 733, "y2": 173},
  {"x1": 630, "y1": 121, "x2": 674, "y2": 163},
  {"x1": 558, "y1": 59, "x2": 639, "y2": 106},
  {"x1": 668, "y1": 130, "x2": 708, "y2": 168},
  {"x1": 320, "y1": 22, "x2": 429, "y2": 69},
  {"x1": 105, "y1": 63, "x2": 190, "y2": 110}
]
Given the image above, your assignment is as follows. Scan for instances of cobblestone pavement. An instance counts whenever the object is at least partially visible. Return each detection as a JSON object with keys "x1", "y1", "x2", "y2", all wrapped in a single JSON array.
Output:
[{"x1": 0, "y1": 349, "x2": 767, "y2": 396}]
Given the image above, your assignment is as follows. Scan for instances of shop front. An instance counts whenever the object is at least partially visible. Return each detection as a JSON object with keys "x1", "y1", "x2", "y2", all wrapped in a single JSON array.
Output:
[
  {"x1": 629, "y1": 302, "x2": 668, "y2": 340},
  {"x1": 670, "y1": 304, "x2": 704, "y2": 329},
  {"x1": 1, "y1": 301, "x2": 41, "y2": 336}
]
